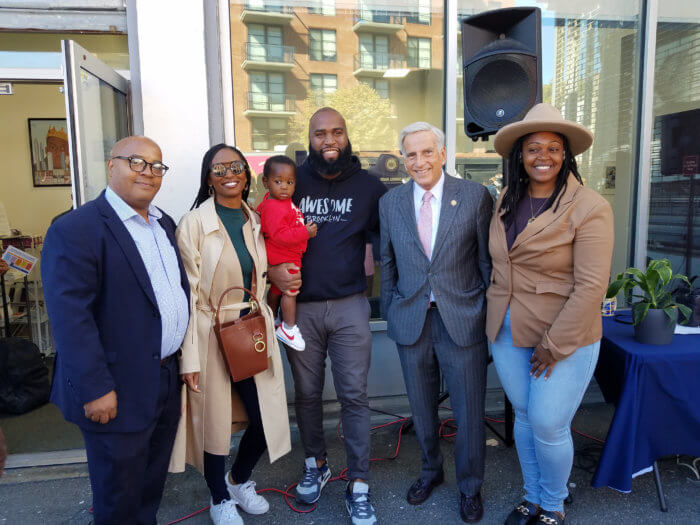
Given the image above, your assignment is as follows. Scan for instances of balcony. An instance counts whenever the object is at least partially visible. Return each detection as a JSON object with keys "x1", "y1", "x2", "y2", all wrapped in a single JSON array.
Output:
[
  {"x1": 242, "y1": 43, "x2": 295, "y2": 71},
  {"x1": 353, "y1": 52, "x2": 406, "y2": 77},
  {"x1": 240, "y1": 4, "x2": 294, "y2": 25},
  {"x1": 243, "y1": 93, "x2": 296, "y2": 118},
  {"x1": 352, "y1": 10, "x2": 404, "y2": 34}
]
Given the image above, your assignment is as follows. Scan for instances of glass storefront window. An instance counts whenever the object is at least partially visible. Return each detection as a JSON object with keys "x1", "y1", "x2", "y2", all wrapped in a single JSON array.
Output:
[
  {"x1": 456, "y1": 0, "x2": 642, "y2": 279},
  {"x1": 230, "y1": 0, "x2": 444, "y2": 313},
  {"x1": 230, "y1": 0, "x2": 444, "y2": 168},
  {"x1": 647, "y1": 2, "x2": 700, "y2": 279}
]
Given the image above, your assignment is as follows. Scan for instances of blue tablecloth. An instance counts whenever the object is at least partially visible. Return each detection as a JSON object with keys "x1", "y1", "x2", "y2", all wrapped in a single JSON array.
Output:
[{"x1": 592, "y1": 316, "x2": 700, "y2": 492}]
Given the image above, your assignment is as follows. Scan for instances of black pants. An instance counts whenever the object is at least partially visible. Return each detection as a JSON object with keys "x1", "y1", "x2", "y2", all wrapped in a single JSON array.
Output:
[
  {"x1": 81, "y1": 357, "x2": 181, "y2": 525},
  {"x1": 204, "y1": 376, "x2": 267, "y2": 504}
]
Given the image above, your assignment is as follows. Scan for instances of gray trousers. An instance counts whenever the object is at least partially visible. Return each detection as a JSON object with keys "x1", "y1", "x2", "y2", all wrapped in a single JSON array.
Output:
[
  {"x1": 286, "y1": 293, "x2": 372, "y2": 480},
  {"x1": 397, "y1": 307, "x2": 488, "y2": 497}
]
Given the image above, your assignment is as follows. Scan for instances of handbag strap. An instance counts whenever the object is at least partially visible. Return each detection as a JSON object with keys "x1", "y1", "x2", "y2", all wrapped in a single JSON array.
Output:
[{"x1": 214, "y1": 285, "x2": 259, "y2": 328}]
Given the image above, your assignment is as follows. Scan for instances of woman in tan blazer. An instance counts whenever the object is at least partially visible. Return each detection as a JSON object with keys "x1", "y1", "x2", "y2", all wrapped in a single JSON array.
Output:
[
  {"x1": 486, "y1": 104, "x2": 614, "y2": 525},
  {"x1": 170, "y1": 144, "x2": 291, "y2": 525}
]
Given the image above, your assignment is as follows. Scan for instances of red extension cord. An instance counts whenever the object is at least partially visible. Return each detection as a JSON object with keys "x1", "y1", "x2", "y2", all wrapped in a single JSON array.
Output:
[{"x1": 161, "y1": 408, "x2": 605, "y2": 524}]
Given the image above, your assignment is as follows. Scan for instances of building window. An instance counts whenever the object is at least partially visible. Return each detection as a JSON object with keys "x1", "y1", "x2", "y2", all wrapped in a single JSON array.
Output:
[
  {"x1": 251, "y1": 118, "x2": 288, "y2": 151},
  {"x1": 359, "y1": 34, "x2": 389, "y2": 69},
  {"x1": 308, "y1": 0, "x2": 335, "y2": 16},
  {"x1": 407, "y1": 37, "x2": 431, "y2": 68},
  {"x1": 309, "y1": 29, "x2": 337, "y2": 61},
  {"x1": 249, "y1": 72, "x2": 287, "y2": 112},
  {"x1": 360, "y1": 78, "x2": 389, "y2": 99},
  {"x1": 406, "y1": 0, "x2": 431, "y2": 25},
  {"x1": 310, "y1": 73, "x2": 337, "y2": 93},
  {"x1": 247, "y1": 24, "x2": 285, "y2": 62}
]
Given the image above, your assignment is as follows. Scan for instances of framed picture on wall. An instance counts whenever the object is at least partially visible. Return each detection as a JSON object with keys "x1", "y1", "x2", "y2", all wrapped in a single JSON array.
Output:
[{"x1": 28, "y1": 118, "x2": 71, "y2": 187}]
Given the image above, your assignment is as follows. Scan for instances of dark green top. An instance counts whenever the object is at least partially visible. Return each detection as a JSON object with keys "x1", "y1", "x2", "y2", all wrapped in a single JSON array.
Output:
[{"x1": 215, "y1": 202, "x2": 253, "y2": 298}]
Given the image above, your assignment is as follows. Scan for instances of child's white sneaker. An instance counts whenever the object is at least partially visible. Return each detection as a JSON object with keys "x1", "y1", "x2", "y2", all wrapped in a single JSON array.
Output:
[{"x1": 276, "y1": 323, "x2": 305, "y2": 351}]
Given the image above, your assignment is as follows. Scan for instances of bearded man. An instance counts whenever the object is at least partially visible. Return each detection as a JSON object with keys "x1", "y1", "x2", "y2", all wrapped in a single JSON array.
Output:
[{"x1": 281, "y1": 107, "x2": 386, "y2": 524}]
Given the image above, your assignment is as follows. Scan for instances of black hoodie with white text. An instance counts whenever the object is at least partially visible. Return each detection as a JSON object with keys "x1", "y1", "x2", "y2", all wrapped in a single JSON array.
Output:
[{"x1": 292, "y1": 156, "x2": 387, "y2": 302}]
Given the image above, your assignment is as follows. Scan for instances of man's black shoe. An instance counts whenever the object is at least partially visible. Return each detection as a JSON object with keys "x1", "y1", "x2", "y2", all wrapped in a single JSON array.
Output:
[
  {"x1": 406, "y1": 470, "x2": 444, "y2": 505},
  {"x1": 460, "y1": 491, "x2": 484, "y2": 523}
]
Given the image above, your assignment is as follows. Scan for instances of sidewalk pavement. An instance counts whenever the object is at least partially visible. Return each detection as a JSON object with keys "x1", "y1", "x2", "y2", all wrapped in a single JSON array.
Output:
[{"x1": 1, "y1": 402, "x2": 698, "y2": 524}]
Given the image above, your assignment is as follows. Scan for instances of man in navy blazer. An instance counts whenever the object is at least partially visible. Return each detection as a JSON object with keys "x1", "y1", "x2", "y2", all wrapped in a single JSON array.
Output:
[
  {"x1": 380, "y1": 122, "x2": 492, "y2": 522},
  {"x1": 42, "y1": 136, "x2": 190, "y2": 524}
]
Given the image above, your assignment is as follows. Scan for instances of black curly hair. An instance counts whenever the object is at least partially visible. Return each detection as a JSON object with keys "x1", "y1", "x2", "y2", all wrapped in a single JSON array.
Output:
[
  {"x1": 190, "y1": 143, "x2": 252, "y2": 210},
  {"x1": 499, "y1": 133, "x2": 583, "y2": 229}
]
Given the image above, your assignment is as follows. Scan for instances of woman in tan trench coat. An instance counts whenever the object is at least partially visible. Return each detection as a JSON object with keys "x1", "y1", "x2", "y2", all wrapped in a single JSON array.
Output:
[{"x1": 169, "y1": 144, "x2": 291, "y2": 525}]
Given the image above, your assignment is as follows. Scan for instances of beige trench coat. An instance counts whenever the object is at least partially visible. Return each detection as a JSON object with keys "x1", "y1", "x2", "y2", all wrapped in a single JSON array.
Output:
[{"x1": 169, "y1": 197, "x2": 291, "y2": 473}]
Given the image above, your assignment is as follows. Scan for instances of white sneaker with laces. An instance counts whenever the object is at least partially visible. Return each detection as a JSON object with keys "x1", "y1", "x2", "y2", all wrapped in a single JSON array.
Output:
[
  {"x1": 209, "y1": 498, "x2": 243, "y2": 525},
  {"x1": 226, "y1": 477, "x2": 270, "y2": 515},
  {"x1": 276, "y1": 323, "x2": 305, "y2": 351}
]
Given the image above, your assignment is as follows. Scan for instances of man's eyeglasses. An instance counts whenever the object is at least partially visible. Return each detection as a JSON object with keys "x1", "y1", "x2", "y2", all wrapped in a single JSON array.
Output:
[
  {"x1": 210, "y1": 161, "x2": 246, "y2": 177},
  {"x1": 111, "y1": 156, "x2": 169, "y2": 177}
]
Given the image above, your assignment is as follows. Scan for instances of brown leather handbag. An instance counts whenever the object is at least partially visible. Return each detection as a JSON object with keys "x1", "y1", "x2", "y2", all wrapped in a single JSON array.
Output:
[{"x1": 213, "y1": 286, "x2": 269, "y2": 382}]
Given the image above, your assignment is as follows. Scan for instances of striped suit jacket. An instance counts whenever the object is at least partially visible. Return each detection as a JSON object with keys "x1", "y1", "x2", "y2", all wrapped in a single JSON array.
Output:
[{"x1": 379, "y1": 174, "x2": 492, "y2": 347}]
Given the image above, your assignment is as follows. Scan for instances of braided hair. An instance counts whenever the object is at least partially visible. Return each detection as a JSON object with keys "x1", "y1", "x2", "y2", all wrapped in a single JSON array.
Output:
[
  {"x1": 190, "y1": 143, "x2": 252, "y2": 210},
  {"x1": 499, "y1": 133, "x2": 583, "y2": 229}
]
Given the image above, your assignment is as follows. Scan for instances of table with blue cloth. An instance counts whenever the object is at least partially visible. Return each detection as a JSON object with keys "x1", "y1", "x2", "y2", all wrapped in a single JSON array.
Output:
[{"x1": 592, "y1": 315, "x2": 700, "y2": 509}]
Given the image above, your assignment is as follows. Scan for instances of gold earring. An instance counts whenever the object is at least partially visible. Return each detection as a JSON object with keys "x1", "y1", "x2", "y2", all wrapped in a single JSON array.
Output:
[{"x1": 208, "y1": 185, "x2": 214, "y2": 196}]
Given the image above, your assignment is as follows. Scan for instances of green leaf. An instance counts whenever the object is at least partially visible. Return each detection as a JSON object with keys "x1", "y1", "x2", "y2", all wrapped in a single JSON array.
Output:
[
  {"x1": 625, "y1": 268, "x2": 645, "y2": 281},
  {"x1": 632, "y1": 302, "x2": 651, "y2": 325},
  {"x1": 662, "y1": 306, "x2": 677, "y2": 323},
  {"x1": 656, "y1": 266, "x2": 672, "y2": 287},
  {"x1": 676, "y1": 304, "x2": 692, "y2": 323},
  {"x1": 606, "y1": 279, "x2": 626, "y2": 299},
  {"x1": 646, "y1": 269, "x2": 660, "y2": 294},
  {"x1": 672, "y1": 274, "x2": 693, "y2": 289},
  {"x1": 656, "y1": 293, "x2": 672, "y2": 309}
]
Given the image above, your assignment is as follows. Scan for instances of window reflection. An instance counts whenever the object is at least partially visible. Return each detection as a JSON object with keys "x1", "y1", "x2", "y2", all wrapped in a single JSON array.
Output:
[
  {"x1": 230, "y1": 0, "x2": 444, "y2": 317},
  {"x1": 456, "y1": 0, "x2": 641, "y2": 278},
  {"x1": 648, "y1": 5, "x2": 700, "y2": 279}
]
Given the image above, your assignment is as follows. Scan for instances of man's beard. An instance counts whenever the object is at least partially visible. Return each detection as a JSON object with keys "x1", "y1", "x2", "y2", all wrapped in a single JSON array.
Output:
[{"x1": 308, "y1": 140, "x2": 353, "y2": 176}]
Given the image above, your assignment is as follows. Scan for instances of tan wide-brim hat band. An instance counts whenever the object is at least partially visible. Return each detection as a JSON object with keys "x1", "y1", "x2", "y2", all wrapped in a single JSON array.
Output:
[{"x1": 493, "y1": 103, "x2": 594, "y2": 157}]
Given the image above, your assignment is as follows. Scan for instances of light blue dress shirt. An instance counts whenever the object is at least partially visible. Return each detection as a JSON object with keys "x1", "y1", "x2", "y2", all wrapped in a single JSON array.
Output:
[{"x1": 105, "y1": 187, "x2": 189, "y2": 359}]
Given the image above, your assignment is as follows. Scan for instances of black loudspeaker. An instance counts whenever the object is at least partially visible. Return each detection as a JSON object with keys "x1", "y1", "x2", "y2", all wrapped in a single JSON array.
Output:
[{"x1": 461, "y1": 7, "x2": 542, "y2": 140}]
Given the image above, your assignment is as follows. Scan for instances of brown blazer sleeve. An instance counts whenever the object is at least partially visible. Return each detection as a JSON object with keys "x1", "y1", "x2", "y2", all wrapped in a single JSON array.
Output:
[{"x1": 539, "y1": 199, "x2": 614, "y2": 360}]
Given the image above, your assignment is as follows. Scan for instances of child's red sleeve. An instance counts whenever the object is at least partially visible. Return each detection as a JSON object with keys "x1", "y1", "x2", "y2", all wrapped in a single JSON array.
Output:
[{"x1": 260, "y1": 200, "x2": 309, "y2": 248}]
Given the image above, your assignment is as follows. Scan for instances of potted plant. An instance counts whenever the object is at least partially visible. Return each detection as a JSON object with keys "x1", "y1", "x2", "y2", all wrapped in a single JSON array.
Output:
[{"x1": 606, "y1": 259, "x2": 692, "y2": 345}]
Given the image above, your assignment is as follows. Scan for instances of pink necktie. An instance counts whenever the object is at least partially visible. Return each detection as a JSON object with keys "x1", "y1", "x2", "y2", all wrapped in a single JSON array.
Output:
[{"x1": 418, "y1": 191, "x2": 433, "y2": 258}]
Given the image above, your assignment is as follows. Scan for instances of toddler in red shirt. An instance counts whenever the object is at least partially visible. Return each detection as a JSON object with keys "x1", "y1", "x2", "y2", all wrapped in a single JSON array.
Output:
[{"x1": 257, "y1": 155, "x2": 317, "y2": 351}]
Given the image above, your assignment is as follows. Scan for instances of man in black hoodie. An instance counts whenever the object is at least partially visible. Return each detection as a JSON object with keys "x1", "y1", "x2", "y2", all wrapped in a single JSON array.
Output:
[{"x1": 285, "y1": 107, "x2": 386, "y2": 524}]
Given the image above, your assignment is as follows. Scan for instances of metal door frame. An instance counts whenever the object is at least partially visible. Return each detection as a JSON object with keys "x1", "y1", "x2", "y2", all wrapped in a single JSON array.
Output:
[{"x1": 61, "y1": 39, "x2": 130, "y2": 208}]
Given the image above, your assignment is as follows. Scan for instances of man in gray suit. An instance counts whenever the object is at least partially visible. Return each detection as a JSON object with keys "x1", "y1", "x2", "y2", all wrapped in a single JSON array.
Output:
[{"x1": 379, "y1": 122, "x2": 492, "y2": 522}]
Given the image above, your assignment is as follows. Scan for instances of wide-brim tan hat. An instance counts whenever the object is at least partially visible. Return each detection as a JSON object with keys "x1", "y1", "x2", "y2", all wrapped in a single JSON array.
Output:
[{"x1": 493, "y1": 103, "x2": 593, "y2": 157}]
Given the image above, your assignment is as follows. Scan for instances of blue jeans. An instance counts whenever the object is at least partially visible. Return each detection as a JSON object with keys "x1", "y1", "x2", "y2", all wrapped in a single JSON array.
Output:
[{"x1": 491, "y1": 308, "x2": 600, "y2": 513}]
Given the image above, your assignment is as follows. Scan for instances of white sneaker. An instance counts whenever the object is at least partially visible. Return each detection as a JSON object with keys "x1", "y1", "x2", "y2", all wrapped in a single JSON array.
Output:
[
  {"x1": 276, "y1": 323, "x2": 305, "y2": 351},
  {"x1": 226, "y1": 477, "x2": 270, "y2": 515},
  {"x1": 209, "y1": 498, "x2": 243, "y2": 525}
]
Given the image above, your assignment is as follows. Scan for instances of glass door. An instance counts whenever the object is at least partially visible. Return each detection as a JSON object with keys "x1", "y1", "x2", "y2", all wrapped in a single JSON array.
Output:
[{"x1": 61, "y1": 40, "x2": 130, "y2": 207}]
